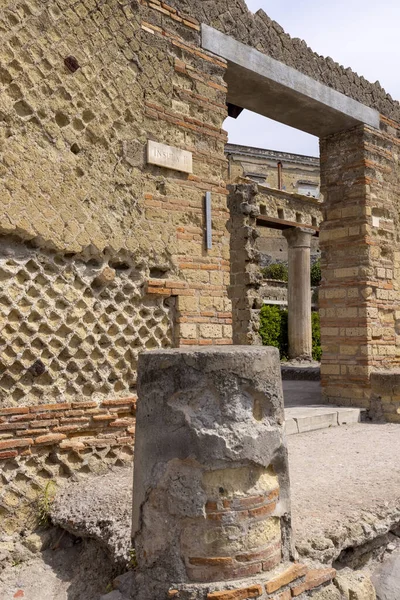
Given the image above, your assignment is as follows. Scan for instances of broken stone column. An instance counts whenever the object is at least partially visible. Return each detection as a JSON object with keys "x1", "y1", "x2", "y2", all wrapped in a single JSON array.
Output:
[
  {"x1": 283, "y1": 227, "x2": 314, "y2": 360},
  {"x1": 131, "y1": 346, "x2": 293, "y2": 599}
]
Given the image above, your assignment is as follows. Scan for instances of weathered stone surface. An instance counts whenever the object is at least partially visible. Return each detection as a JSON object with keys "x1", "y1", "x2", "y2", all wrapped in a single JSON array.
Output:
[
  {"x1": 131, "y1": 346, "x2": 291, "y2": 599},
  {"x1": 283, "y1": 228, "x2": 314, "y2": 360},
  {"x1": 335, "y1": 568, "x2": 376, "y2": 600},
  {"x1": 0, "y1": 442, "x2": 134, "y2": 537},
  {"x1": 0, "y1": 239, "x2": 175, "y2": 407},
  {"x1": 99, "y1": 592, "x2": 124, "y2": 600},
  {"x1": 51, "y1": 467, "x2": 133, "y2": 565},
  {"x1": 371, "y1": 552, "x2": 400, "y2": 600},
  {"x1": 308, "y1": 584, "x2": 344, "y2": 600}
]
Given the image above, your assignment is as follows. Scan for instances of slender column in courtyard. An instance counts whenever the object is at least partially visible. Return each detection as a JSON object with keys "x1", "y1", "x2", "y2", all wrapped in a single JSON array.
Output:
[{"x1": 283, "y1": 227, "x2": 314, "y2": 360}]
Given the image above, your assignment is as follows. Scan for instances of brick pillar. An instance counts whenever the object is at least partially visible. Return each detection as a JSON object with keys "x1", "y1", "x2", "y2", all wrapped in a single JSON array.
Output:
[
  {"x1": 228, "y1": 184, "x2": 262, "y2": 345},
  {"x1": 319, "y1": 122, "x2": 400, "y2": 411},
  {"x1": 283, "y1": 227, "x2": 314, "y2": 360}
]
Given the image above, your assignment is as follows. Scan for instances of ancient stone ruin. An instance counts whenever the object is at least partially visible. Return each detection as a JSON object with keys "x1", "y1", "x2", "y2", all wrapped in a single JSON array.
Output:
[
  {"x1": 2, "y1": 0, "x2": 400, "y2": 597},
  {"x1": 130, "y1": 346, "x2": 335, "y2": 599}
]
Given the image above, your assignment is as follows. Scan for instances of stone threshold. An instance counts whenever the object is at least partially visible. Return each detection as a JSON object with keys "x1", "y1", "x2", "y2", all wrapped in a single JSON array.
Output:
[{"x1": 284, "y1": 405, "x2": 365, "y2": 436}]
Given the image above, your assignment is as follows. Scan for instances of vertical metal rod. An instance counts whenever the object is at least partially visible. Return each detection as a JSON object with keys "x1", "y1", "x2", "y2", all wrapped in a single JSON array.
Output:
[
  {"x1": 277, "y1": 161, "x2": 283, "y2": 190},
  {"x1": 205, "y1": 192, "x2": 212, "y2": 250}
]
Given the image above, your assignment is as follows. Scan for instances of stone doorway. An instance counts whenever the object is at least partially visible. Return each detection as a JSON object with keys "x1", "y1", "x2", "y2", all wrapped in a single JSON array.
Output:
[{"x1": 201, "y1": 24, "x2": 400, "y2": 420}]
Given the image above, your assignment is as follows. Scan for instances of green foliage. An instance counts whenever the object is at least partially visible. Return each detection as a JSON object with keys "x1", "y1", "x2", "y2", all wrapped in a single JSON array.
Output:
[
  {"x1": 128, "y1": 548, "x2": 138, "y2": 569},
  {"x1": 259, "y1": 305, "x2": 288, "y2": 359},
  {"x1": 310, "y1": 259, "x2": 321, "y2": 287},
  {"x1": 311, "y1": 311, "x2": 322, "y2": 361},
  {"x1": 259, "y1": 306, "x2": 322, "y2": 361},
  {"x1": 37, "y1": 480, "x2": 57, "y2": 526},
  {"x1": 261, "y1": 263, "x2": 288, "y2": 282}
]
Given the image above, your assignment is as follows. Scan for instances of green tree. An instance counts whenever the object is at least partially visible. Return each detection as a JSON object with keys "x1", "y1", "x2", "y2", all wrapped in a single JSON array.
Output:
[
  {"x1": 259, "y1": 306, "x2": 322, "y2": 361},
  {"x1": 261, "y1": 263, "x2": 288, "y2": 282},
  {"x1": 311, "y1": 311, "x2": 322, "y2": 361},
  {"x1": 310, "y1": 259, "x2": 321, "y2": 287},
  {"x1": 259, "y1": 305, "x2": 288, "y2": 359}
]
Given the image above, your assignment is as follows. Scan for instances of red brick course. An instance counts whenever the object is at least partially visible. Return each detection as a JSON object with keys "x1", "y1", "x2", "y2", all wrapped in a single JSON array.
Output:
[
  {"x1": 265, "y1": 564, "x2": 308, "y2": 594},
  {"x1": 0, "y1": 396, "x2": 136, "y2": 459},
  {"x1": 291, "y1": 568, "x2": 336, "y2": 596},
  {"x1": 207, "y1": 584, "x2": 263, "y2": 599}
]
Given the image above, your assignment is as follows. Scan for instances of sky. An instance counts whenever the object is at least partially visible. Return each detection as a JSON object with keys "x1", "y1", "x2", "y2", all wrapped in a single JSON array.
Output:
[{"x1": 225, "y1": 0, "x2": 400, "y2": 157}]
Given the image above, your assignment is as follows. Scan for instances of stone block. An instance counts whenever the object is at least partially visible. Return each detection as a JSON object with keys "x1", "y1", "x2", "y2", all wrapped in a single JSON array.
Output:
[
  {"x1": 336, "y1": 568, "x2": 376, "y2": 600},
  {"x1": 337, "y1": 409, "x2": 361, "y2": 425},
  {"x1": 296, "y1": 412, "x2": 338, "y2": 434},
  {"x1": 284, "y1": 418, "x2": 299, "y2": 436},
  {"x1": 131, "y1": 346, "x2": 290, "y2": 599}
]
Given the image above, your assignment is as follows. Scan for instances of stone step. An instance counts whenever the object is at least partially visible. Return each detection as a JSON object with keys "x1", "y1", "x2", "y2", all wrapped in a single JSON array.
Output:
[{"x1": 284, "y1": 405, "x2": 365, "y2": 436}]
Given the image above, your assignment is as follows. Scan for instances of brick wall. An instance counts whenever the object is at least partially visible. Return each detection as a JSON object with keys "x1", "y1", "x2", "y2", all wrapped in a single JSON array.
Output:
[
  {"x1": 0, "y1": 396, "x2": 136, "y2": 535},
  {"x1": 0, "y1": 0, "x2": 232, "y2": 532},
  {"x1": 170, "y1": 0, "x2": 400, "y2": 122},
  {"x1": 320, "y1": 119, "x2": 400, "y2": 412},
  {"x1": 0, "y1": 396, "x2": 136, "y2": 460},
  {"x1": 0, "y1": 0, "x2": 233, "y2": 406}
]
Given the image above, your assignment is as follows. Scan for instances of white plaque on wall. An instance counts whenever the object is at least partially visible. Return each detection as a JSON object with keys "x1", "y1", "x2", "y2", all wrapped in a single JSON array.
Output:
[{"x1": 147, "y1": 140, "x2": 193, "y2": 174}]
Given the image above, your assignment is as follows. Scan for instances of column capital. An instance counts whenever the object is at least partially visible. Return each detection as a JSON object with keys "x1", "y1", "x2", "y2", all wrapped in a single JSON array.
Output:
[{"x1": 283, "y1": 226, "x2": 315, "y2": 248}]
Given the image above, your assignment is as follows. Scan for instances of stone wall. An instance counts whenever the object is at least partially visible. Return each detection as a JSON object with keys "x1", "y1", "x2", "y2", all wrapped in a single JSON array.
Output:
[
  {"x1": 1, "y1": 0, "x2": 232, "y2": 531},
  {"x1": 0, "y1": 396, "x2": 135, "y2": 535},
  {"x1": 171, "y1": 0, "x2": 400, "y2": 122},
  {"x1": 0, "y1": 0, "x2": 232, "y2": 359},
  {"x1": 228, "y1": 183, "x2": 322, "y2": 344},
  {"x1": 1, "y1": 6, "x2": 232, "y2": 380},
  {"x1": 0, "y1": 238, "x2": 175, "y2": 408},
  {"x1": 226, "y1": 144, "x2": 320, "y2": 197}
]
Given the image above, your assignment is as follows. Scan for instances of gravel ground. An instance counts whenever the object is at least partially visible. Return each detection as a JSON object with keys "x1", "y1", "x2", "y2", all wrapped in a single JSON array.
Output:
[
  {"x1": 288, "y1": 423, "x2": 400, "y2": 561},
  {"x1": 2, "y1": 423, "x2": 400, "y2": 599}
]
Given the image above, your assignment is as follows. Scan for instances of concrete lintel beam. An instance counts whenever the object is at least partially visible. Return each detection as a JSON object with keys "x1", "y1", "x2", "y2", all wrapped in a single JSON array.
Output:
[{"x1": 201, "y1": 25, "x2": 380, "y2": 137}]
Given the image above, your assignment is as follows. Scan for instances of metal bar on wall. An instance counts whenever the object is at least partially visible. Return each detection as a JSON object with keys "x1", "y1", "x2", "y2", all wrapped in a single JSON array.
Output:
[{"x1": 205, "y1": 191, "x2": 212, "y2": 250}]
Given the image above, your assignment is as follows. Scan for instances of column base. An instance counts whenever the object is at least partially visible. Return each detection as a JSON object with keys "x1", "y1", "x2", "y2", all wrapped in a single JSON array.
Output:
[{"x1": 115, "y1": 563, "x2": 336, "y2": 600}]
